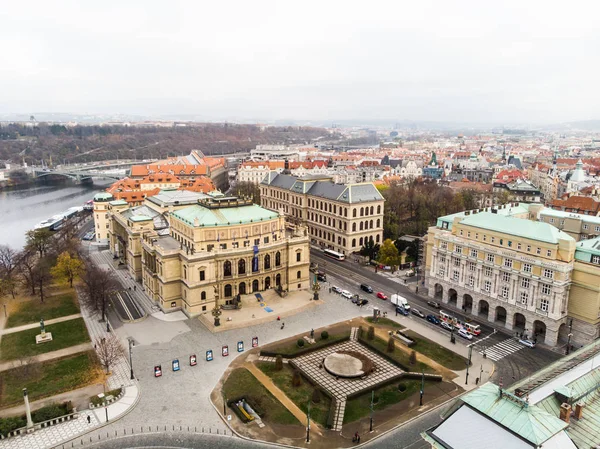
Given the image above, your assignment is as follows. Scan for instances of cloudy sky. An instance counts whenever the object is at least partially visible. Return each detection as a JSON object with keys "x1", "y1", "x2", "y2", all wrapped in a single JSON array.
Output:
[{"x1": 1, "y1": 0, "x2": 598, "y2": 124}]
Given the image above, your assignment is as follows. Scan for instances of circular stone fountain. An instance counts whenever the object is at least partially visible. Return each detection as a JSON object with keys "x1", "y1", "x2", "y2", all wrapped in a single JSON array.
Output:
[{"x1": 323, "y1": 352, "x2": 366, "y2": 378}]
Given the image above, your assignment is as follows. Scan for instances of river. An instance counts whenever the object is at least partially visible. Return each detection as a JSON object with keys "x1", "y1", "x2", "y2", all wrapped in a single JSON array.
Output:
[{"x1": 0, "y1": 180, "x2": 113, "y2": 249}]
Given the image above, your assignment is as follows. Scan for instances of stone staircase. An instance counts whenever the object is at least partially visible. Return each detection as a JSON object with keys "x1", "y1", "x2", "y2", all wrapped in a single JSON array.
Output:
[
  {"x1": 350, "y1": 327, "x2": 359, "y2": 342},
  {"x1": 331, "y1": 399, "x2": 346, "y2": 432}
]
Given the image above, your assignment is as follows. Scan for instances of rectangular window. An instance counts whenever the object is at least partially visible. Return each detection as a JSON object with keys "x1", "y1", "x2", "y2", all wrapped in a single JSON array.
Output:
[
  {"x1": 439, "y1": 255, "x2": 446, "y2": 263},
  {"x1": 484, "y1": 280, "x2": 492, "y2": 292},
  {"x1": 521, "y1": 277, "x2": 530, "y2": 289},
  {"x1": 455, "y1": 245, "x2": 463, "y2": 254},
  {"x1": 470, "y1": 249, "x2": 478, "y2": 258},
  {"x1": 468, "y1": 275, "x2": 475, "y2": 287},
  {"x1": 507, "y1": 241, "x2": 512, "y2": 247},
  {"x1": 501, "y1": 286, "x2": 509, "y2": 298},
  {"x1": 527, "y1": 245, "x2": 531, "y2": 252},
  {"x1": 540, "y1": 298, "x2": 550, "y2": 311},
  {"x1": 517, "y1": 243, "x2": 522, "y2": 250},
  {"x1": 254, "y1": 238, "x2": 260, "y2": 246},
  {"x1": 244, "y1": 240, "x2": 250, "y2": 247},
  {"x1": 487, "y1": 253, "x2": 494, "y2": 263},
  {"x1": 501, "y1": 271, "x2": 510, "y2": 282},
  {"x1": 592, "y1": 255, "x2": 600, "y2": 264},
  {"x1": 453, "y1": 257, "x2": 461, "y2": 267},
  {"x1": 504, "y1": 258, "x2": 513, "y2": 268},
  {"x1": 541, "y1": 283, "x2": 552, "y2": 295},
  {"x1": 469, "y1": 262, "x2": 476, "y2": 272},
  {"x1": 232, "y1": 242, "x2": 239, "y2": 248},
  {"x1": 199, "y1": 270, "x2": 205, "y2": 281},
  {"x1": 491, "y1": 237, "x2": 495, "y2": 243},
  {"x1": 543, "y1": 269, "x2": 553, "y2": 279},
  {"x1": 523, "y1": 263, "x2": 532, "y2": 273},
  {"x1": 296, "y1": 253, "x2": 301, "y2": 262},
  {"x1": 546, "y1": 249, "x2": 552, "y2": 257},
  {"x1": 483, "y1": 235, "x2": 487, "y2": 241},
  {"x1": 220, "y1": 243, "x2": 227, "y2": 250},
  {"x1": 549, "y1": 218, "x2": 554, "y2": 223},
  {"x1": 453, "y1": 270, "x2": 460, "y2": 282},
  {"x1": 438, "y1": 267, "x2": 445, "y2": 277},
  {"x1": 264, "y1": 236, "x2": 269, "y2": 244},
  {"x1": 536, "y1": 247, "x2": 541, "y2": 255},
  {"x1": 460, "y1": 230, "x2": 463, "y2": 236},
  {"x1": 520, "y1": 291, "x2": 529, "y2": 304},
  {"x1": 584, "y1": 224, "x2": 589, "y2": 230},
  {"x1": 484, "y1": 267, "x2": 493, "y2": 277},
  {"x1": 440, "y1": 241, "x2": 448, "y2": 250}
]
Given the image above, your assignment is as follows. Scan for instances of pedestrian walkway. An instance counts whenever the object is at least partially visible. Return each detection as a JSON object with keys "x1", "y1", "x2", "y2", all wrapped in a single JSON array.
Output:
[
  {"x1": 473, "y1": 338, "x2": 525, "y2": 362},
  {"x1": 0, "y1": 342, "x2": 92, "y2": 372},
  {"x1": 0, "y1": 314, "x2": 82, "y2": 335}
]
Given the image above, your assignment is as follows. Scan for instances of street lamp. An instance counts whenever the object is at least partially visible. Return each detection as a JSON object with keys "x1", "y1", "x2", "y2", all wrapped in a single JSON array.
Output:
[
  {"x1": 128, "y1": 338, "x2": 135, "y2": 380},
  {"x1": 566, "y1": 319, "x2": 573, "y2": 355},
  {"x1": 306, "y1": 399, "x2": 311, "y2": 443},
  {"x1": 312, "y1": 263, "x2": 320, "y2": 301},
  {"x1": 369, "y1": 390, "x2": 374, "y2": 432}
]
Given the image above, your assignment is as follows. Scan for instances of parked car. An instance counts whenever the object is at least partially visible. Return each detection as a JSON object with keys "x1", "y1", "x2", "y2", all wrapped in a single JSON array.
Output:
[
  {"x1": 427, "y1": 300, "x2": 441, "y2": 309},
  {"x1": 376, "y1": 292, "x2": 388, "y2": 300},
  {"x1": 426, "y1": 314, "x2": 440, "y2": 325},
  {"x1": 411, "y1": 308, "x2": 425, "y2": 319},
  {"x1": 309, "y1": 263, "x2": 317, "y2": 273},
  {"x1": 458, "y1": 328, "x2": 473, "y2": 340},
  {"x1": 317, "y1": 273, "x2": 327, "y2": 282},
  {"x1": 332, "y1": 286, "x2": 342, "y2": 294},
  {"x1": 440, "y1": 321, "x2": 453, "y2": 331},
  {"x1": 356, "y1": 299, "x2": 369, "y2": 306},
  {"x1": 519, "y1": 339, "x2": 535, "y2": 348},
  {"x1": 360, "y1": 284, "x2": 373, "y2": 293},
  {"x1": 396, "y1": 306, "x2": 409, "y2": 316},
  {"x1": 341, "y1": 290, "x2": 353, "y2": 299}
]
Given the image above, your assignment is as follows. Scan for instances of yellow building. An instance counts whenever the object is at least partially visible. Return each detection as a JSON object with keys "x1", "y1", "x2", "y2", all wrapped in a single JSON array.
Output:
[
  {"x1": 105, "y1": 190, "x2": 310, "y2": 316},
  {"x1": 93, "y1": 192, "x2": 114, "y2": 244},
  {"x1": 260, "y1": 173, "x2": 384, "y2": 255},
  {"x1": 569, "y1": 238, "x2": 600, "y2": 343}
]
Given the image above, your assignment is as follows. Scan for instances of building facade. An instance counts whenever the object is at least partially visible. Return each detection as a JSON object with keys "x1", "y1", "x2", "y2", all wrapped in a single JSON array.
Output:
[{"x1": 260, "y1": 173, "x2": 384, "y2": 255}]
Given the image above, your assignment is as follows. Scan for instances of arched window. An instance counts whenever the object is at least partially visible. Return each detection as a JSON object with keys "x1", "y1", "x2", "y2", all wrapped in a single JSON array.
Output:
[
  {"x1": 239, "y1": 282, "x2": 246, "y2": 295},
  {"x1": 275, "y1": 251, "x2": 281, "y2": 267},
  {"x1": 343, "y1": 238, "x2": 346, "y2": 246},
  {"x1": 238, "y1": 259, "x2": 246, "y2": 275},
  {"x1": 276, "y1": 273, "x2": 281, "y2": 286},
  {"x1": 264, "y1": 254, "x2": 271, "y2": 270},
  {"x1": 252, "y1": 279, "x2": 259, "y2": 292},
  {"x1": 224, "y1": 284, "x2": 232, "y2": 297},
  {"x1": 352, "y1": 223, "x2": 356, "y2": 232},
  {"x1": 360, "y1": 207, "x2": 364, "y2": 217},
  {"x1": 352, "y1": 238, "x2": 356, "y2": 247},
  {"x1": 359, "y1": 237, "x2": 364, "y2": 246},
  {"x1": 353, "y1": 209, "x2": 357, "y2": 218},
  {"x1": 376, "y1": 234, "x2": 380, "y2": 243},
  {"x1": 377, "y1": 205, "x2": 381, "y2": 214},
  {"x1": 376, "y1": 219, "x2": 380, "y2": 228},
  {"x1": 297, "y1": 270, "x2": 301, "y2": 279},
  {"x1": 223, "y1": 260, "x2": 232, "y2": 277},
  {"x1": 360, "y1": 222, "x2": 364, "y2": 231},
  {"x1": 201, "y1": 291, "x2": 206, "y2": 300},
  {"x1": 369, "y1": 235, "x2": 374, "y2": 242},
  {"x1": 370, "y1": 206, "x2": 374, "y2": 215},
  {"x1": 370, "y1": 220, "x2": 373, "y2": 229}
]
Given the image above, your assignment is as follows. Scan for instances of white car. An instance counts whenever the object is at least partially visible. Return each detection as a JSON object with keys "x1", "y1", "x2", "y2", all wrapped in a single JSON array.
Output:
[
  {"x1": 458, "y1": 328, "x2": 473, "y2": 340},
  {"x1": 341, "y1": 290, "x2": 352, "y2": 299},
  {"x1": 519, "y1": 339, "x2": 535, "y2": 348},
  {"x1": 332, "y1": 286, "x2": 342, "y2": 294}
]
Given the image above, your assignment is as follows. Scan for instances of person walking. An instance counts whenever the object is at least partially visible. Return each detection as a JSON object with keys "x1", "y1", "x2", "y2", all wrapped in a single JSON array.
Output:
[
  {"x1": 87, "y1": 415, "x2": 91, "y2": 424},
  {"x1": 281, "y1": 322, "x2": 285, "y2": 330}
]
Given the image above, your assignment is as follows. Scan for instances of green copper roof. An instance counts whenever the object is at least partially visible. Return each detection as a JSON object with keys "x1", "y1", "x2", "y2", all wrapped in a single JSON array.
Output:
[
  {"x1": 129, "y1": 215, "x2": 153, "y2": 222},
  {"x1": 460, "y1": 212, "x2": 574, "y2": 244},
  {"x1": 462, "y1": 383, "x2": 568, "y2": 445},
  {"x1": 94, "y1": 192, "x2": 114, "y2": 201},
  {"x1": 437, "y1": 203, "x2": 530, "y2": 230},
  {"x1": 575, "y1": 236, "x2": 600, "y2": 262},
  {"x1": 109, "y1": 200, "x2": 128, "y2": 206},
  {"x1": 172, "y1": 204, "x2": 279, "y2": 227}
]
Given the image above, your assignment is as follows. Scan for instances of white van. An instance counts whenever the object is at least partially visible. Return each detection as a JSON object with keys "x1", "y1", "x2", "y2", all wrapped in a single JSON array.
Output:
[{"x1": 390, "y1": 294, "x2": 411, "y2": 311}]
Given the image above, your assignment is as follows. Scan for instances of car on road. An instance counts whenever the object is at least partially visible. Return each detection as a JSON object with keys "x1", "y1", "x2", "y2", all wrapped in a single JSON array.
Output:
[
  {"x1": 341, "y1": 290, "x2": 353, "y2": 299},
  {"x1": 396, "y1": 306, "x2": 409, "y2": 316},
  {"x1": 440, "y1": 321, "x2": 453, "y2": 331},
  {"x1": 317, "y1": 273, "x2": 327, "y2": 282},
  {"x1": 376, "y1": 292, "x2": 388, "y2": 300},
  {"x1": 458, "y1": 328, "x2": 473, "y2": 340},
  {"x1": 426, "y1": 314, "x2": 440, "y2": 325},
  {"x1": 360, "y1": 284, "x2": 374, "y2": 293},
  {"x1": 331, "y1": 286, "x2": 342, "y2": 294},
  {"x1": 411, "y1": 308, "x2": 425, "y2": 319},
  {"x1": 405, "y1": 269, "x2": 416, "y2": 277},
  {"x1": 519, "y1": 339, "x2": 535, "y2": 348},
  {"x1": 427, "y1": 301, "x2": 441, "y2": 309},
  {"x1": 355, "y1": 298, "x2": 369, "y2": 307}
]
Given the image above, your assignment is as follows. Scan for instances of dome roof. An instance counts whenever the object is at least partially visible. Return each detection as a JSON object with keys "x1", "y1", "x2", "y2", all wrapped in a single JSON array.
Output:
[{"x1": 94, "y1": 192, "x2": 114, "y2": 201}]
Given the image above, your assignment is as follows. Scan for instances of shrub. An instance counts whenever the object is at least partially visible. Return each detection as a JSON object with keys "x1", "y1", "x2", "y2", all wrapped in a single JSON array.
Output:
[
  {"x1": 311, "y1": 388, "x2": 322, "y2": 404},
  {"x1": 31, "y1": 403, "x2": 68, "y2": 422},
  {"x1": 409, "y1": 350, "x2": 417, "y2": 365},
  {"x1": 358, "y1": 326, "x2": 364, "y2": 338},
  {"x1": 387, "y1": 337, "x2": 395, "y2": 353},
  {"x1": 292, "y1": 370, "x2": 302, "y2": 387},
  {"x1": 275, "y1": 355, "x2": 283, "y2": 371},
  {"x1": 398, "y1": 383, "x2": 407, "y2": 392},
  {"x1": 0, "y1": 416, "x2": 26, "y2": 437},
  {"x1": 297, "y1": 339, "x2": 305, "y2": 348},
  {"x1": 373, "y1": 394, "x2": 380, "y2": 404},
  {"x1": 367, "y1": 326, "x2": 375, "y2": 340},
  {"x1": 321, "y1": 330, "x2": 329, "y2": 340}
]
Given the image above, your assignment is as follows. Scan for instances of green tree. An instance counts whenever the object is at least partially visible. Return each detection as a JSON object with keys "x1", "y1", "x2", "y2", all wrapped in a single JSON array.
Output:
[
  {"x1": 387, "y1": 337, "x2": 395, "y2": 353},
  {"x1": 377, "y1": 239, "x2": 400, "y2": 266},
  {"x1": 51, "y1": 252, "x2": 84, "y2": 288},
  {"x1": 360, "y1": 239, "x2": 380, "y2": 262},
  {"x1": 25, "y1": 228, "x2": 53, "y2": 258}
]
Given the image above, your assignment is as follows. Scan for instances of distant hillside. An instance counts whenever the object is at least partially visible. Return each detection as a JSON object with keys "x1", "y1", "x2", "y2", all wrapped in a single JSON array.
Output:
[
  {"x1": 0, "y1": 123, "x2": 336, "y2": 165},
  {"x1": 545, "y1": 120, "x2": 600, "y2": 132}
]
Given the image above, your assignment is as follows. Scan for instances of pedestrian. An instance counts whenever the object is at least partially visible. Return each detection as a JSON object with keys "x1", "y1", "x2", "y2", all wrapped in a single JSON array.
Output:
[
  {"x1": 134, "y1": 285, "x2": 137, "y2": 291},
  {"x1": 353, "y1": 432, "x2": 359, "y2": 443},
  {"x1": 415, "y1": 286, "x2": 419, "y2": 294},
  {"x1": 281, "y1": 323, "x2": 285, "y2": 330},
  {"x1": 329, "y1": 287, "x2": 332, "y2": 293},
  {"x1": 277, "y1": 316, "x2": 281, "y2": 321},
  {"x1": 87, "y1": 415, "x2": 91, "y2": 424}
]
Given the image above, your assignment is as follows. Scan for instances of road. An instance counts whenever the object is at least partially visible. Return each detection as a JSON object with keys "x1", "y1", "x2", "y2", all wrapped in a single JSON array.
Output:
[{"x1": 310, "y1": 249, "x2": 563, "y2": 387}]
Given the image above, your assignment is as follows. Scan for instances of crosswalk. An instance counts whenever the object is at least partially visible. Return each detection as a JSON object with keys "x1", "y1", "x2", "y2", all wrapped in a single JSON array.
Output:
[{"x1": 475, "y1": 338, "x2": 525, "y2": 361}]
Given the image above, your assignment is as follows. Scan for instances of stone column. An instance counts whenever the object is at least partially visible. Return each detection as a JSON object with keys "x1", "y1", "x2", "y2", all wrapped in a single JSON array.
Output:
[{"x1": 23, "y1": 388, "x2": 33, "y2": 430}]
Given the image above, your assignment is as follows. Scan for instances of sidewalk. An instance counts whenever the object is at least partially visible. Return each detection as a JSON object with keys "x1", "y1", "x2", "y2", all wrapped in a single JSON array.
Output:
[
  {"x1": 0, "y1": 342, "x2": 92, "y2": 372},
  {"x1": 0, "y1": 314, "x2": 82, "y2": 336}
]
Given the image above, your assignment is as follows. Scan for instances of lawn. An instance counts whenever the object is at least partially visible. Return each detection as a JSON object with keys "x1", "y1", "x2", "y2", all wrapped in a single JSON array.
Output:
[
  {"x1": 263, "y1": 329, "x2": 351, "y2": 357},
  {"x1": 258, "y1": 362, "x2": 332, "y2": 427},
  {"x1": 359, "y1": 334, "x2": 435, "y2": 374},
  {"x1": 404, "y1": 330, "x2": 469, "y2": 371},
  {"x1": 6, "y1": 293, "x2": 80, "y2": 328},
  {"x1": 365, "y1": 317, "x2": 403, "y2": 329},
  {"x1": 0, "y1": 318, "x2": 90, "y2": 361},
  {"x1": 223, "y1": 368, "x2": 299, "y2": 426},
  {"x1": 0, "y1": 351, "x2": 102, "y2": 407},
  {"x1": 344, "y1": 379, "x2": 431, "y2": 423}
]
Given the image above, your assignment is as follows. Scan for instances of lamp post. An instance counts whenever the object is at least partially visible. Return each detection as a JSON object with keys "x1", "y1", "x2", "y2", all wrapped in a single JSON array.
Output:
[
  {"x1": 306, "y1": 399, "x2": 310, "y2": 443},
  {"x1": 312, "y1": 263, "x2": 320, "y2": 301},
  {"x1": 566, "y1": 318, "x2": 573, "y2": 354},
  {"x1": 212, "y1": 286, "x2": 222, "y2": 327},
  {"x1": 128, "y1": 338, "x2": 134, "y2": 380},
  {"x1": 465, "y1": 346, "x2": 473, "y2": 385},
  {"x1": 369, "y1": 390, "x2": 374, "y2": 432}
]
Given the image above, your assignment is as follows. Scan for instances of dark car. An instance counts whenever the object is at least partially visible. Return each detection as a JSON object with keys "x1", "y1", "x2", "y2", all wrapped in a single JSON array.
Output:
[
  {"x1": 427, "y1": 300, "x2": 441, "y2": 309},
  {"x1": 356, "y1": 299, "x2": 369, "y2": 306},
  {"x1": 360, "y1": 284, "x2": 373, "y2": 293},
  {"x1": 396, "y1": 306, "x2": 409, "y2": 316},
  {"x1": 411, "y1": 308, "x2": 425, "y2": 319},
  {"x1": 426, "y1": 314, "x2": 441, "y2": 325},
  {"x1": 317, "y1": 273, "x2": 327, "y2": 282}
]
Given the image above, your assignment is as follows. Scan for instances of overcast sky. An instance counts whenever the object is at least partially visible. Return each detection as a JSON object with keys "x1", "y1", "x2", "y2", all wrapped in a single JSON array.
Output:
[{"x1": 1, "y1": 1, "x2": 598, "y2": 124}]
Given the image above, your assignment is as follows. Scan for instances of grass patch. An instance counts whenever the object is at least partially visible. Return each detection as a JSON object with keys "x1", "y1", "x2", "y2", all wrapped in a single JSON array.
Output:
[
  {"x1": 404, "y1": 330, "x2": 468, "y2": 371},
  {"x1": 359, "y1": 335, "x2": 435, "y2": 374},
  {"x1": 263, "y1": 329, "x2": 351, "y2": 357},
  {"x1": 223, "y1": 368, "x2": 299, "y2": 426},
  {"x1": 0, "y1": 318, "x2": 90, "y2": 361},
  {"x1": 344, "y1": 380, "x2": 433, "y2": 423},
  {"x1": 257, "y1": 362, "x2": 331, "y2": 427},
  {"x1": 0, "y1": 351, "x2": 101, "y2": 407},
  {"x1": 90, "y1": 387, "x2": 122, "y2": 406},
  {"x1": 365, "y1": 317, "x2": 403, "y2": 329},
  {"x1": 6, "y1": 293, "x2": 79, "y2": 328}
]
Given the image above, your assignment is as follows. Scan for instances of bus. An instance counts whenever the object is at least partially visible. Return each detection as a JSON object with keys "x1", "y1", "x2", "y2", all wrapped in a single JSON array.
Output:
[{"x1": 323, "y1": 249, "x2": 345, "y2": 261}]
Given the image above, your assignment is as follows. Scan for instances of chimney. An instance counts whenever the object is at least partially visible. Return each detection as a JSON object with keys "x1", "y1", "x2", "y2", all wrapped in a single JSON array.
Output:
[
  {"x1": 574, "y1": 403, "x2": 584, "y2": 420},
  {"x1": 560, "y1": 403, "x2": 571, "y2": 423}
]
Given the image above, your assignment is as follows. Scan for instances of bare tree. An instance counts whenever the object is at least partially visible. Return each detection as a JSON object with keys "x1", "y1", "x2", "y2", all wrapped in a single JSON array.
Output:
[
  {"x1": 80, "y1": 259, "x2": 119, "y2": 322},
  {"x1": 95, "y1": 335, "x2": 125, "y2": 374},
  {"x1": 0, "y1": 245, "x2": 19, "y2": 298},
  {"x1": 34, "y1": 257, "x2": 53, "y2": 303},
  {"x1": 19, "y1": 250, "x2": 38, "y2": 296},
  {"x1": 25, "y1": 228, "x2": 53, "y2": 258}
]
